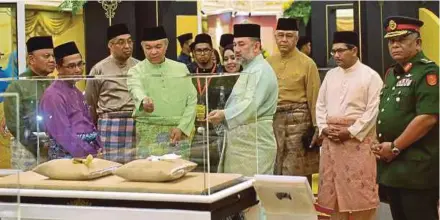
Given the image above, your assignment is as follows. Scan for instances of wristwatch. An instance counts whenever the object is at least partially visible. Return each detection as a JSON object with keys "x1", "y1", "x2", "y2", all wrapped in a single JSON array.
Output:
[{"x1": 391, "y1": 142, "x2": 401, "y2": 156}]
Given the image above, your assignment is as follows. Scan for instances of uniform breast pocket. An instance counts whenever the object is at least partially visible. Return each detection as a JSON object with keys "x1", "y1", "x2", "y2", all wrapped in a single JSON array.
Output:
[{"x1": 394, "y1": 87, "x2": 415, "y2": 112}]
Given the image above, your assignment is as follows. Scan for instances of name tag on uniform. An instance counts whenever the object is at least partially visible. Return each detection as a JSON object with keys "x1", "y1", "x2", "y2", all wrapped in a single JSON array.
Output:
[
  {"x1": 396, "y1": 78, "x2": 413, "y2": 87},
  {"x1": 196, "y1": 104, "x2": 206, "y2": 122}
]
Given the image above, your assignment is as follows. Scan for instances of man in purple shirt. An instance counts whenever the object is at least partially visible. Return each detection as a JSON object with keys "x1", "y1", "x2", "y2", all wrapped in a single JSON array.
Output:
[{"x1": 40, "y1": 41, "x2": 102, "y2": 159}]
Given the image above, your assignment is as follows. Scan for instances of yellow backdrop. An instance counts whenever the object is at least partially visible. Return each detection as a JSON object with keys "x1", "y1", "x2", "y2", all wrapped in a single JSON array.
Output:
[
  {"x1": 419, "y1": 8, "x2": 439, "y2": 63},
  {"x1": 0, "y1": 8, "x2": 85, "y2": 168},
  {"x1": 176, "y1": 15, "x2": 198, "y2": 56}
]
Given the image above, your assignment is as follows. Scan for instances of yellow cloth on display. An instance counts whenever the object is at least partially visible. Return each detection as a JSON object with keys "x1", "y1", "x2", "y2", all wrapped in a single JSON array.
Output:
[
  {"x1": 33, "y1": 156, "x2": 121, "y2": 180},
  {"x1": 114, "y1": 158, "x2": 197, "y2": 182}
]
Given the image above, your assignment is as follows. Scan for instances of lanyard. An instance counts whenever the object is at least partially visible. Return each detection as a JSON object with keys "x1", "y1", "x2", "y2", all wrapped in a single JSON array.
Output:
[{"x1": 196, "y1": 63, "x2": 216, "y2": 96}]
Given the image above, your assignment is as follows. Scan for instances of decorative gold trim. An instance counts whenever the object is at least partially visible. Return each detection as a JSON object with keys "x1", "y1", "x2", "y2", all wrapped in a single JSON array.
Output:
[
  {"x1": 98, "y1": 0, "x2": 121, "y2": 26},
  {"x1": 25, "y1": 4, "x2": 83, "y2": 14},
  {"x1": 156, "y1": 0, "x2": 159, "y2": 26},
  {"x1": 384, "y1": 30, "x2": 410, "y2": 38},
  {"x1": 388, "y1": 20, "x2": 397, "y2": 30},
  {"x1": 67, "y1": 199, "x2": 92, "y2": 206},
  {"x1": 325, "y1": 3, "x2": 354, "y2": 62}
]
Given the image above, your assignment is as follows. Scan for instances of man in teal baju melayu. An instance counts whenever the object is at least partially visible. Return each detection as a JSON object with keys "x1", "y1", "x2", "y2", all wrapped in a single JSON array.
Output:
[
  {"x1": 127, "y1": 26, "x2": 197, "y2": 159},
  {"x1": 208, "y1": 24, "x2": 278, "y2": 176}
]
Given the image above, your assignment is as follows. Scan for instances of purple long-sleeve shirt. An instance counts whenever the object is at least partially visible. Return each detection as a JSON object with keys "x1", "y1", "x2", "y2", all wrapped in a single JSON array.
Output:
[{"x1": 40, "y1": 80, "x2": 101, "y2": 157}]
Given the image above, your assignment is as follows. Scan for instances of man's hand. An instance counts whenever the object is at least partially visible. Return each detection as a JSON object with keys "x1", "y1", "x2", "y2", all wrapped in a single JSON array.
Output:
[
  {"x1": 323, "y1": 127, "x2": 340, "y2": 142},
  {"x1": 93, "y1": 148, "x2": 104, "y2": 159},
  {"x1": 207, "y1": 110, "x2": 225, "y2": 125},
  {"x1": 334, "y1": 127, "x2": 352, "y2": 142},
  {"x1": 142, "y1": 97, "x2": 154, "y2": 113},
  {"x1": 310, "y1": 128, "x2": 320, "y2": 148},
  {"x1": 170, "y1": 128, "x2": 183, "y2": 144},
  {"x1": 372, "y1": 142, "x2": 396, "y2": 162}
]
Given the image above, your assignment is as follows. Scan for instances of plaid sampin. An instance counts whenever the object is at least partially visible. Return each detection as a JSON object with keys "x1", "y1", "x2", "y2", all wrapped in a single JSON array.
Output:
[{"x1": 98, "y1": 117, "x2": 135, "y2": 163}]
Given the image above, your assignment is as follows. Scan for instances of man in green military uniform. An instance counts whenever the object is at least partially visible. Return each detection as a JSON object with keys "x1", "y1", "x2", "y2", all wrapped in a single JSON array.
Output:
[
  {"x1": 373, "y1": 16, "x2": 439, "y2": 220},
  {"x1": 3, "y1": 36, "x2": 55, "y2": 170}
]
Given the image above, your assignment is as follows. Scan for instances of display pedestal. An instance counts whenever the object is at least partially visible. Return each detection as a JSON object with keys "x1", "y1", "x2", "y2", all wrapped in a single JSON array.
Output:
[
  {"x1": 254, "y1": 175, "x2": 318, "y2": 220},
  {"x1": 0, "y1": 172, "x2": 257, "y2": 220}
]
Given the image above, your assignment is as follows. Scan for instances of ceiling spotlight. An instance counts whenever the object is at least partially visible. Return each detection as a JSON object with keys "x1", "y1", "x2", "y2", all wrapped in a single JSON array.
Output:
[
  {"x1": 248, "y1": 12, "x2": 251, "y2": 17},
  {"x1": 234, "y1": 11, "x2": 238, "y2": 16},
  {"x1": 201, "y1": 10, "x2": 205, "y2": 15}
]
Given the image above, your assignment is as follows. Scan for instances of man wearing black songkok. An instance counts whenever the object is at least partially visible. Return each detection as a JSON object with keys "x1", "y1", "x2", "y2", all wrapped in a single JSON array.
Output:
[
  {"x1": 127, "y1": 26, "x2": 197, "y2": 159},
  {"x1": 85, "y1": 23, "x2": 139, "y2": 163},
  {"x1": 4, "y1": 36, "x2": 55, "y2": 170},
  {"x1": 267, "y1": 18, "x2": 321, "y2": 185},
  {"x1": 219, "y1": 33, "x2": 234, "y2": 58},
  {"x1": 177, "y1": 33, "x2": 193, "y2": 66},
  {"x1": 208, "y1": 23, "x2": 279, "y2": 176},
  {"x1": 316, "y1": 31, "x2": 383, "y2": 219}
]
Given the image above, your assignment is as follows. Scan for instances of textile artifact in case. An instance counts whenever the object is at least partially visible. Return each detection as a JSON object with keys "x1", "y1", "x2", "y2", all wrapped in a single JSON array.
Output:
[
  {"x1": 114, "y1": 154, "x2": 197, "y2": 182},
  {"x1": 33, "y1": 155, "x2": 121, "y2": 180}
]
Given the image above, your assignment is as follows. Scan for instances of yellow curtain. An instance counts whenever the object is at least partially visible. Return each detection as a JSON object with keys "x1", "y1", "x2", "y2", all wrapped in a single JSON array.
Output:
[
  {"x1": 0, "y1": 9, "x2": 86, "y2": 168},
  {"x1": 337, "y1": 17, "x2": 354, "y2": 31},
  {"x1": 24, "y1": 9, "x2": 87, "y2": 90},
  {"x1": 25, "y1": 10, "x2": 73, "y2": 38},
  {"x1": 419, "y1": 8, "x2": 439, "y2": 63}
]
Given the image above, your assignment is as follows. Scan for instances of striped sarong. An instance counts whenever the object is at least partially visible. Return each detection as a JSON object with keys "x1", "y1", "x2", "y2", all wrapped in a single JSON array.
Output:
[{"x1": 98, "y1": 112, "x2": 135, "y2": 164}]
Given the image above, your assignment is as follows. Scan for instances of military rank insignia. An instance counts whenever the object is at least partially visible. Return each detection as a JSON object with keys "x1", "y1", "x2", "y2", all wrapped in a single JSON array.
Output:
[
  {"x1": 389, "y1": 20, "x2": 397, "y2": 30},
  {"x1": 420, "y1": 58, "x2": 434, "y2": 64},
  {"x1": 396, "y1": 78, "x2": 413, "y2": 87},
  {"x1": 403, "y1": 63, "x2": 413, "y2": 73},
  {"x1": 426, "y1": 74, "x2": 438, "y2": 86}
]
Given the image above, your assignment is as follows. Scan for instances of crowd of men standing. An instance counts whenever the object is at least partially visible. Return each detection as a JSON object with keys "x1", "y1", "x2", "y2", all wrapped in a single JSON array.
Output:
[{"x1": 2, "y1": 15, "x2": 438, "y2": 220}]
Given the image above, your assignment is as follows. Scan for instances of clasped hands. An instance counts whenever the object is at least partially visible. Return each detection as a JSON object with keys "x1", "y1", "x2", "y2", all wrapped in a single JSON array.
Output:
[
  {"x1": 321, "y1": 127, "x2": 352, "y2": 143},
  {"x1": 371, "y1": 142, "x2": 396, "y2": 162}
]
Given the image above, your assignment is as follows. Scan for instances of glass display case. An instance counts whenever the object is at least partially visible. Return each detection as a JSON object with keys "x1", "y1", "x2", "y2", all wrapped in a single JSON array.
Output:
[{"x1": 0, "y1": 72, "x2": 270, "y2": 220}]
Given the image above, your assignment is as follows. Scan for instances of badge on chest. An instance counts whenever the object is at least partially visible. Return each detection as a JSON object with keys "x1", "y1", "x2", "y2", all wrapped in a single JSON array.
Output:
[
  {"x1": 196, "y1": 104, "x2": 206, "y2": 122},
  {"x1": 396, "y1": 78, "x2": 413, "y2": 87}
]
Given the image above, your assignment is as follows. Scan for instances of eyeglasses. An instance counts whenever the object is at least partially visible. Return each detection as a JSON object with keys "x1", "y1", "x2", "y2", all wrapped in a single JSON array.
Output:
[
  {"x1": 330, "y1": 48, "x2": 351, "y2": 56},
  {"x1": 63, "y1": 61, "x2": 85, "y2": 70},
  {"x1": 112, "y1": 39, "x2": 133, "y2": 46},
  {"x1": 275, "y1": 32, "x2": 296, "y2": 40},
  {"x1": 195, "y1": 48, "x2": 212, "y2": 55}
]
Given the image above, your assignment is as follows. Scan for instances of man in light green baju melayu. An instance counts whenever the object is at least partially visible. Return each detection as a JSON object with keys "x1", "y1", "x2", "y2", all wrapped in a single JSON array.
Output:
[
  {"x1": 208, "y1": 24, "x2": 279, "y2": 176},
  {"x1": 127, "y1": 26, "x2": 197, "y2": 159}
]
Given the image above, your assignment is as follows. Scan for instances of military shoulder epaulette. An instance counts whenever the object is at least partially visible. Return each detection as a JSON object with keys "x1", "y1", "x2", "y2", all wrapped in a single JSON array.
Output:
[{"x1": 420, "y1": 58, "x2": 434, "y2": 64}]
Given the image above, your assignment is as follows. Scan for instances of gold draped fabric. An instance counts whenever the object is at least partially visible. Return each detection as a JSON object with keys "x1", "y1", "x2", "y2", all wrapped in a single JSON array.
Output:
[
  {"x1": 24, "y1": 9, "x2": 87, "y2": 90},
  {"x1": 25, "y1": 10, "x2": 73, "y2": 38},
  {"x1": 337, "y1": 17, "x2": 354, "y2": 31},
  {"x1": 0, "y1": 9, "x2": 86, "y2": 168}
]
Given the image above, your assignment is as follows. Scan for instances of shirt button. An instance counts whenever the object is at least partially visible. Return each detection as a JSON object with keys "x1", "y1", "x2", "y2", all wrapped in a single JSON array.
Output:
[
  {"x1": 381, "y1": 108, "x2": 384, "y2": 112},
  {"x1": 387, "y1": 97, "x2": 390, "y2": 101},
  {"x1": 379, "y1": 133, "x2": 382, "y2": 137},
  {"x1": 396, "y1": 97, "x2": 401, "y2": 102},
  {"x1": 378, "y1": 120, "x2": 381, "y2": 124},
  {"x1": 392, "y1": 87, "x2": 396, "y2": 90},
  {"x1": 397, "y1": 76, "x2": 401, "y2": 79}
]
